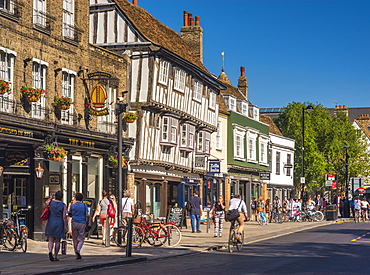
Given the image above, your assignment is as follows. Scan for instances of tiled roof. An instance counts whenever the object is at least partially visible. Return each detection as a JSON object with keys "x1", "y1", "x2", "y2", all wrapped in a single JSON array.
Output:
[
  {"x1": 217, "y1": 72, "x2": 246, "y2": 101},
  {"x1": 114, "y1": 0, "x2": 207, "y2": 72},
  {"x1": 355, "y1": 115, "x2": 370, "y2": 139},
  {"x1": 260, "y1": 114, "x2": 283, "y2": 136},
  {"x1": 218, "y1": 94, "x2": 229, "y2": 115}
]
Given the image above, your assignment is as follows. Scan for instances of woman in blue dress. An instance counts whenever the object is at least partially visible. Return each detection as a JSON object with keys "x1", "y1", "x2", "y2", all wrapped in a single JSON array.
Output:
[{"x1": 45, "y1": 190, "x2": 68, "y2": 261}]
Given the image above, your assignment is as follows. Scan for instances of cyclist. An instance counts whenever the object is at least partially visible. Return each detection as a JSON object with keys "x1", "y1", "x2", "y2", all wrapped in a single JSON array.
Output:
[
  {"x1": 228, "y1": 194, "x2": 248, "y2": 242},
  {"x1": 353, "y1": 197, "x2": 361, "y2": 222}
]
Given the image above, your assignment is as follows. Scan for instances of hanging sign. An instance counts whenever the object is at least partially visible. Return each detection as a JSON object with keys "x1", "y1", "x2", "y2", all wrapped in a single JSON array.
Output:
[
  {"x1": 208, "y1": 161, "x2": 221, "y2": 173},
  {"x1": 88, "y1": 83, "x2": 109, "y2": 116}
]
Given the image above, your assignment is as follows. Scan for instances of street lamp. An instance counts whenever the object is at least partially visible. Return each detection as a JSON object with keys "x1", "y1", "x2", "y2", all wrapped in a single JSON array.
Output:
[
  {"x1": 301, "y1": 105, "x2": 314, "y2": 199},
  {"x1": 343, "y1": 146, "x2": 349, "y2": 199}
]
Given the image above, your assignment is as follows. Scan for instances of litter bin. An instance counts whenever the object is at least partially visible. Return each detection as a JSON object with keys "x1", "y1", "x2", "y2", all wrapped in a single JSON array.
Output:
[{"x1": 326, "y1": 204, "x2": 338, "y2": 221}]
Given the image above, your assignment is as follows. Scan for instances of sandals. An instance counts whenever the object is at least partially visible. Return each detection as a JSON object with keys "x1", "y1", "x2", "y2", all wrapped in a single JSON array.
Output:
[{"x1": 49, "y1": 252, "x2": 54, "y2": 262}]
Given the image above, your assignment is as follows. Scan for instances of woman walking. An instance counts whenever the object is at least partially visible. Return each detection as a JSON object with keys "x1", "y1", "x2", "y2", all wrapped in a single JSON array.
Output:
[
  {"x1": 45, "y1": 191, "x2": 68, "y2": 262},
  {"x1": 211, "y1": 196, "x2": 225, "y2": 237},
  {"x1": 68, "y1": 192, "x2": 89, "y2": 259},
  {"x1": 92, "y1": 190, "x2": 110, "y2": 245}
]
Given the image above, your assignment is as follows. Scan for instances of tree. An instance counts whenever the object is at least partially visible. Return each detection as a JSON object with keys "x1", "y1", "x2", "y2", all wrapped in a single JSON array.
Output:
[{"x1": 274, "y1": 102, "x2": 370, "y2": 196}]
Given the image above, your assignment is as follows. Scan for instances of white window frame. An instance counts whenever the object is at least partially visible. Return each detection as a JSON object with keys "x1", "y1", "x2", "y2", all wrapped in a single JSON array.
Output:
[
  {"x1": 63, "y1": 0, "x2": 75, "y2": 39},
  {"x1": 31, "y1": 59, "x2": 48, "y2": 119},
  {"x1": 0, "y1": 47, "x2": 16, "y2": 113},
  {"x1": 0, "y1": 0, "x2": 15, "y2": 14},
  {"x1": 193, "y1": 80, "x2": 202, "y2": 102},
  {"x1": 215, "y1": 121, "x2": 222, "y2": 150},
  {"x1": 209, "y1": 90, "x2": 216, "y2": 110},
  {"x1": 197, "y1": 131, "x2": 203, "y2": 153},
  {"x1": 161, "y1": 116, "x2": 178, "y2": 146},
  {"x1": 241, "y1": 102, "x2": 248, "y2": 116},
  {"x1": 61, "y1": 69, "x2": 76, "y2": 125},
  {"x1": 33, "y1": 0, "x2": 47, "y2": 28},
  {"x1": 189, "y1": 125, "x2": 195, "y2": 149},
  {"x1": 233, "y1": 127, "x2": 245, "y2": 160},
  {"x1": 286, "y1": 153, "x2": 292, "y2": 176},
  {"x1": 247, "y1": 130, "x2": 258, "y2": 163},
  {"x1": 276, "y1": 151, "x2": 281, "y2": 175},
  {"x1": 259, "y1": 138, "x2": 268, "y2": 165},
  {"x1": 158, "y1": 60, "x2": 169, "y2": 85},
  {"x1": 98, "y1": 86, "x2": 116, "y2": 133},
  {"x1": 174, "y1": 68, "x2": 186, "y2": 92}
]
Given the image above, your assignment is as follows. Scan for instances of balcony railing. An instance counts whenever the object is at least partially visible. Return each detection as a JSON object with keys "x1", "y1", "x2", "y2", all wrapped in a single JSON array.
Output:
[{"x1": 62, "y1": 23, "x2": 83, "y2": 44}]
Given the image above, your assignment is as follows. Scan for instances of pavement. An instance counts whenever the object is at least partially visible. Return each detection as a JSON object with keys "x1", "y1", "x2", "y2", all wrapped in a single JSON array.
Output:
[{"x1": 0, "y1": 219, "x2": 341, "y2": 275}]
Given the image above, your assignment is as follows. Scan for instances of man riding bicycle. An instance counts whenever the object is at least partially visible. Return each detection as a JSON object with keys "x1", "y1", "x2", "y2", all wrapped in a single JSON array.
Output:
[{"x1": 228, "y1": 194, "x2": 248, "y2": 241}]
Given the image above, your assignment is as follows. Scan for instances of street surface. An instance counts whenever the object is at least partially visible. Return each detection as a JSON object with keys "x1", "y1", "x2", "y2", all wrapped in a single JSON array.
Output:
[{"x1": 75, "y1": 221, "x2": 370, "y2": 274}]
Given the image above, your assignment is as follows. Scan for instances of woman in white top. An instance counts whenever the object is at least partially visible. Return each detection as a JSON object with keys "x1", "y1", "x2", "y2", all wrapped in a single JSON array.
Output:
[
  {"x1": 361, "y1": 198, "x2": 369, "y2": 220},
  {"x1": 121, "y1": 190, "x2": 135, "y2": 225}
]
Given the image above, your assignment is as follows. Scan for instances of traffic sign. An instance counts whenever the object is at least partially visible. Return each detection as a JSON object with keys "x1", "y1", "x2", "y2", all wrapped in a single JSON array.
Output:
[{"x1": 358, "y1": 187, "x2": 365, "y2": 193}]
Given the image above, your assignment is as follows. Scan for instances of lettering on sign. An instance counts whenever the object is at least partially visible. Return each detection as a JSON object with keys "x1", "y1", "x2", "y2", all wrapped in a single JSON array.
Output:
[
  {"x1": 0, "y1": 127, "x2": 33, "y2": 137},
  {"x1": 6, "y1": 151, "x2": 29, "y2": 166},
  {"x1": 194, "y1": 156, "x2": 205, "y2": 168},
  {"x1": 259, "y1": 172, "x2": 270, "y2": 180},
  {"x1": 209, "y1": 161, "x2": 221, "y2": 173},
  {"x1": 69, "y1": 139, "x2": 95, "y2": 148},
  {"x1": 166, "y1": 207, "x2": 185, "y2": 228}
]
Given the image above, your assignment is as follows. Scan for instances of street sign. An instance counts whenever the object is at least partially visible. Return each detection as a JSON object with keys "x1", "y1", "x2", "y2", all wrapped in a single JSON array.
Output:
[
  {"x1": 358, "y1": 187, "x2": 365, "y2": 194},
  {"x1": 326, "y1": 174, "x2": 337, "y2": 181},
  {"x1": 300, "y1": 177, "x2": 305, "y2": 184},
  {"x1": 259, "y1": 172, "x2": 270, "y2": 180},
  {"x1": 325, "y1": 180, "x2": 332, "y2": 187},
  {"x1": 332, "y1": 181, "x2": 337, "y2": 190}
]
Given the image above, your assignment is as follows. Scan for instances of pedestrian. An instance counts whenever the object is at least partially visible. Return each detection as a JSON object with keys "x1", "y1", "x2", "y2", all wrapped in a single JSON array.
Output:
[
  {"x1": 315, "y1": 194, "x2": 324, "y2": 211},
  {"x1": 265, "y1": 198, "x2": 271, "y2": 221},
  {"x1": 92, "y1": 190, "x2": 110, "y2": 245},
  {"x1": 257, "y1": 196, "x2": 267, "y2": 222},
  {"x1": 189, "y1": 191, "x2": 202, "y2": 233},
  {"x1": 361, "y1": 198, "x2": 369, "y2": 220},
  {"x1": 211, "y1": 195, "x2": 225, "y2": 237},
  {"x1": 307, "y1": 197, "x2": 316, "y2": 211},
  {"x1": 109, "y1": 194, "x2": 118, "y2": 237},
  {"x1": 250, "y1": 196, "x2": 257, "y2": 221},
  {"x1": 228, "y1": 194, "x2": 248, "y2": 241},
  {"x1": 45, "y1": 190, "x2": 68, "y2": 262},
  {"x1": 121, "y1": 190, "x2": 135, "y2": 225},
  {"x1": 68, "y1": 192, "x2": 89, "y2": 260}
]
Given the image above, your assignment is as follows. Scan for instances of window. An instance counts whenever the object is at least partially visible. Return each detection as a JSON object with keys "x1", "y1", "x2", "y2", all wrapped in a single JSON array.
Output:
[
  {"x1": 98, "y1": 86, "x2": 116, "y2": 133},
  {"x1": 0, "y1": 0, "x2": 15, "y2": 14},
  {"x1": 181, "y1": 124, "x2": 187, "y2": 147},
  {"x1": 193, "y1": 80, "x2": 202, "y2": 102},
  {"x1": 196, "y1": 130, "x2": 211, "y2": 155},
  {"x1": 286, "y1": 154, "x2": 292, "y2": 176},
  {"x1": 61, "y1": 69, "x2": 75, "y2": 125},
  {"x1": 159, "y1": 60, "x2": 169, "y2": 85},
  {"x1": 63, "y1": 0, "x2": 75, "y2": 39},
  {"x1": 259, "y1": 139, "x2": 268, "y2": 165},
  {"x1": 233, "y1": 128, "x2": 245, "y2": 160},
  {"x1": 161, "y1": 116, "x2": 178, "y2": 145},
  {"x1": 174, "y1": 68, "x2": 186, "y2": 92},
  {"x1": 215, "y1": 121, "x2": 222, "y2": 150},
  {"x1": 209, "y1": 90, "x2": 216, "y2": 110},
  {"x1": 197, "y1": 131, "x2": 203, "y2": 152},
  {"x1": 276, "y1": 152, "x2": 280, "y2": 175},
  {"x1": 0, "y1": 47, "x2": 16, "y2": 112},
  {"x1": 33, "y1": 0, "x2": 47, "y2": 28},
  {"x1": 31, "y1": 59, "x2": 48, "y2": 119},
  {"x1": 241, "y1": 102, "x2": 248, "y2": 116}
]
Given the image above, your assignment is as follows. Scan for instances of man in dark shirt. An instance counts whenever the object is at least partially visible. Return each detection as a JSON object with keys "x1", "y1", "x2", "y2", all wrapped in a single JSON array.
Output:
[{"x1": 189, "y1": 191, "x2": 202, "y2": 233}]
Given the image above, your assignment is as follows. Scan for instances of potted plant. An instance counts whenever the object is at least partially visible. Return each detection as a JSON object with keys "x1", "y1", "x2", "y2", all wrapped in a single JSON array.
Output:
[
  {"x1": 108, "y1": 155, "x2": 126, "y2": 168},
  {"x1": 44, "y1": 144, "x2": 68, "y2": 161},
  {"x1": 0, "y1": 80, "x2": 11, "y2": 94},
  {"x1": 123, "y1": 112, "x2": 138, "y2": 123},
  {"x1": 52, "y1": 96, "x2": 75, "y2": 110},
  {"x1": 21, "y1": 87, "x2": 46, "y2": 102}
]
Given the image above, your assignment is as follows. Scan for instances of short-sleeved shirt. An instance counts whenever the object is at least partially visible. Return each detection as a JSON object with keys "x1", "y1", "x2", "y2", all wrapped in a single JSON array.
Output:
[
  {"x1": 69, "y1": 201, "x2": 88, "y2": 224},
  {"x1": 190, "y1": 195, "x2": 202, "y2": 215},
  {"x1": 99, "y1": 198, "x2": 109, "y2": 214},
  {"x1": 122, "y1": 197, "x2": 134, "y2": 213},
  {"x1": 229, "y1": 198, "x2": 247, "y2": 213}
]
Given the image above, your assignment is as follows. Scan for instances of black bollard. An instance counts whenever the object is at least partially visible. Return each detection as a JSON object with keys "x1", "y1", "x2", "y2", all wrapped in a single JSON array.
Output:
[{"x1": 126, "y1": 217, "x2": 132, "y2": 257}]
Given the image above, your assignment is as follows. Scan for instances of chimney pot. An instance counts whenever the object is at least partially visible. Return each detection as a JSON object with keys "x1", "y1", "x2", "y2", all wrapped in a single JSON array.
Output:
[
  {"x1": 190, "y1": 17, "x2": 194, "y2": 26},
  {"x1": 240, "y1": 66, "x2": 245, "y2": 77},
  {"x1": 188, "y1": 13, "x2": 192, "y2": 26},
  {"x1": 132, "y1": 0, "x2": 138, "y2": 5},
  {"x1": 339, "y1": 105, "x2": 342, "y2": 108},
  {"x1": 195, "y1": 16, "x2": 200, "y2": 26},
  {"x1": 183, "y1": 11, "x2": 189, "y2": 27},
  {"x1": 343, "y1": 105, "x2": 347, "y2": 108}
]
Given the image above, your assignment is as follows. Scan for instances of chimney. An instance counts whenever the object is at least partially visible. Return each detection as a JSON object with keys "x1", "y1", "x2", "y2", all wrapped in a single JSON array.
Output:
[
  {"x1": 180, "y1": 11, "x2": 203, "y2": 63},
  {"x1": 238, "y1": 66, "x2": 248, "y2": 100},
  {"x1": 334, "y1": 104, "x2": 348, "y2": 117},
  {"x1": 132, "y1": 0, "x2": 138, "y2": 5}
]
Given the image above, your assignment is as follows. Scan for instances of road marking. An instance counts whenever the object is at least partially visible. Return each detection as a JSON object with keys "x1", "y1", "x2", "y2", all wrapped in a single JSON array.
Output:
[{"x1": 351, "y1": 231, "x2": 370, "y2": 242}]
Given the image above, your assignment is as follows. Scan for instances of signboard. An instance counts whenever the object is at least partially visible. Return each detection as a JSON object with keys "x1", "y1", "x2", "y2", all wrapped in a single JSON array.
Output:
[
  {"x1": 325, "y1": 180, "x2": 332, "y2": 187},
  {"x1": 358, "y1": 187, "x2": 365, "y2": 194},
  {"x1": 259, "y1": 172, "x2": 270, "y2": 180},
  {"x1": 332, "y1": 181, "x2": 337, "y2": 190},
  {"x1": 166, "y1": 207, "x2": 185, "y2": 228},
  {"x1": 208, "y1": 162, "x2": 221, "y2": 173},
  {"x1": 326, "y1": 174, "x2": 337, "y2": 181},
  {"x1": 300, "y1": 177, "x2": 305, "y2": 184},
  {"x1": 194, "y1": 155, "x2": 205, "y2": 168}
]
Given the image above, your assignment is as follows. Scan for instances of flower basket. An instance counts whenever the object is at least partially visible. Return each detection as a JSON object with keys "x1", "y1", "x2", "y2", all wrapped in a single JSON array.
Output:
[
  {"x1": 21, "y1": 87, "x2": 46, "y2": 102},
  {"x1": 49, "y1": 155, "x2": 63, "y2": 162},
  {"x1": 0, "y1": 88, "x2": 7, "y2": 95},
  {"x1": 108, "y1": 155, "x2": 126, "y2": 168},
  {"x1": 53, "y1": 96, "x2": 74, "y2": 110},
  {"x1": 0, "y1": 80, "x2": 11, "y2": 94},
  {"x1": 44, "y1": 144, "x2": 68, "y2": 162},
  {"x1": 123, "y1": 112, "x2": 138, "y2": 123},
  {"x1": 57, "y1": 103, "x2": 70, "y2": 110},
  {"x1": 27, "y1": 95, "x2": 41, "y2": 102},
  {"x1": 124, "y1": 117, "x2": 136, "y2": 123}
]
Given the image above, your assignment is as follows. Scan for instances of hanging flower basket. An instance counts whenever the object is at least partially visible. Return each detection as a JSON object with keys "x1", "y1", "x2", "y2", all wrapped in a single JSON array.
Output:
[
  {"x1": 21, "y1": 87, "x2": 46, "y2": 102},
  {"x1": 108, "y1": 155, "x2": 126, "y2": 168},
  {"x1": 44, "y1": 144, "x2": 68, "y2": 162},
  {"x1": 0, "y1": 80, "x2": 11, "y2": 95},
  {"x1": 123, "y1": 112, "x2": 138, "y2": 123},
  {"x1": 52, "y1": 96, "x2": 75, "y2": 110}
]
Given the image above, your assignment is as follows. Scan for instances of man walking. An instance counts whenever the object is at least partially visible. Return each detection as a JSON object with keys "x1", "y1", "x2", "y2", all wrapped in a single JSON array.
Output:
[
  {"x1": 189, "y1": 191, "x2": 202, "y2": 233},
  {"x1": 316, "y1": 194, "x2": 324, "y2": 211}
]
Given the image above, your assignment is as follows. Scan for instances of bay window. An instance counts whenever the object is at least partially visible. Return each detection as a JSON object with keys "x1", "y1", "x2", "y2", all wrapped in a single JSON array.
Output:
[{"x1": 161, "y1": 116, "x2": 178, "y2": 146}]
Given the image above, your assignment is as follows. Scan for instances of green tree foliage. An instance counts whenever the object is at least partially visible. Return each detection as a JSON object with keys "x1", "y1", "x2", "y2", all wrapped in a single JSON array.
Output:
[{"x1": 274, "y1": 102, "x2": 370, "y2": 195}]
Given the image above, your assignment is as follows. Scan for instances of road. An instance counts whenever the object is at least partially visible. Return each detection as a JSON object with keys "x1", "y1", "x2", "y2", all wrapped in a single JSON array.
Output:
[{"x1": 76, "y1": 221, "x2": 370, "y2": 274}]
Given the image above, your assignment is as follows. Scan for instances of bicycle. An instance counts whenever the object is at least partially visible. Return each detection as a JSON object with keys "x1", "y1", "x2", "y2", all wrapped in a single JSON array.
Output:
[
  {"x1": 257, "y1": 211, "x2": 268, "y2": 226},
  {"x1": 9, "y1": 207, "x2": 30, "y2": 252},
  {"x1": 269, "y1": 209, "x2": 283, "y2": 223},
  {"x1": 354, "y1": 208, "x2": 361, "y2": 223},
  {"x1": 0, "y1": 219, "x2": 17, "y2": 251},
  {"x1": 228, "y1": 220, "x2": 244, "y2": 253}
]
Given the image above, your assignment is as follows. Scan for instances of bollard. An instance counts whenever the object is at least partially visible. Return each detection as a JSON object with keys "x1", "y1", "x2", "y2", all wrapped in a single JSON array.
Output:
[
  {"x1": 126, "y1": 217, "x2": 132, "y2": 257},
  {"x1": 206, "y1": 209, "x2": 210, "y2": 233},
  {"x1": 105, "y1": 215, "x2": 110, "y2": 247}
]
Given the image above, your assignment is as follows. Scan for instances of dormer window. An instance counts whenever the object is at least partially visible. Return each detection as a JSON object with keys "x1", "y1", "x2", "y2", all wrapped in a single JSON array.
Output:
[
  {"x1": 174, "y1": 68, "x2": 186, "y2": 92},
  {"x1": 209, "y1": 90, "x2": 216, "y2": 110},
  {"x1": 159, "y1": 60, "x2": 169, "y2": 85},
  {"x1": 223, "y1": 95, "x2": 236, "y2": 112},
  {"x1": 193, "y1": 80, "x2": 202, "y2": 102}
]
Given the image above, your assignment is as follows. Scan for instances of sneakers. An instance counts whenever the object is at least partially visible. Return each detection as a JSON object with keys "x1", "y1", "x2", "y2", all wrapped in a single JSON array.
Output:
[
  {"x1": 235, "y1": 233, "x2": 241, "y2": 242},
  {"x1": 219, "y1": 234, "x2": 222, "y2": 237},
  {"x1": 214, "y1": 235, "x2": 218, "y2": 237},
  {"x1": 196, "y1": 230, "x2": 202, "y2": 233}
]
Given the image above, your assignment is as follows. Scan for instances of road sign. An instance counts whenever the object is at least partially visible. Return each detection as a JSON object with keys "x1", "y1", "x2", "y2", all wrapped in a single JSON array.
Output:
[
  {"x1": 332, "y1": 181, "x2": 337, "y2": 190},
  {"x1": 358, "y1": 187, "x2": 365, "y2": 194},
  {"x1": 325, "y1": 180, "x2": 332, "y2": 187}
]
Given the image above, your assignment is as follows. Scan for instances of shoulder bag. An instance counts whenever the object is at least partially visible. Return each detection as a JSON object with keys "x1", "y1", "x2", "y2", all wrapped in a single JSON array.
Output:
[
  {"x1": 226, "y1": 200, "x2": 242, "y2": 222},
  {"x1": 40, "y1": 200, "x2": 52, "y2": 221}
]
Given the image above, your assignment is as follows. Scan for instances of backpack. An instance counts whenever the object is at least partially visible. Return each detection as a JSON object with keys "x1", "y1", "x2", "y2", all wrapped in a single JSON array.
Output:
[
  {"x1": 251, "y1": 200, "x2": 256, "y2": 210},
  {"x1": 107, "y1": 199, "x2": 115, "y2": 219},
  {"x1": 186, "y1": 201, "x2": 192, "y2": 212}
]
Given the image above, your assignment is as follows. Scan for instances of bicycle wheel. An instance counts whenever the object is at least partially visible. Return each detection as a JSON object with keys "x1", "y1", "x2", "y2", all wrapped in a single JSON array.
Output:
[
  {"x1": 159, "y1": 224, "x2": 182, "y2": 247},
  {"x1": 126, "y1": 225, "x2": 144, "y2": 248},
  {"x1": 236, "y1": 231, "x2": 244, "y2": 252},
  {"x1": 313, "y1": 211, "x2": 324, "y2": 222},
  {"x1": 113, "y1": 227, "x2": 126, "y2": 247},
  {"x1": 146, "y1": 224, "x2": 163, "y2": 247},
  {"x1": 4, "y1": 228, "x2": 17, "y2": 251},
  {"x1": 228, "y1": 229, "x2": 235, "y2": 253},
  {"x1": 20, "y1": 232, "x2": 27, "y2": 253}
]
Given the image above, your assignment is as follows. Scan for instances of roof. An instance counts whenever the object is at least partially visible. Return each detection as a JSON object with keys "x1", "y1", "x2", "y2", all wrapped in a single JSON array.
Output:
[
  {"x1": 114, "y1": 0, "x2": 207, "y2": 72},
  {"x1": 354, "y1": 115, "x2": 370, "y2": 139},
  {"x1": 259, "y1": 114, "x2": 283, "y2": 136},
  {"x1": 217, "y1": 72, "x2": 247, "y2": 101}
]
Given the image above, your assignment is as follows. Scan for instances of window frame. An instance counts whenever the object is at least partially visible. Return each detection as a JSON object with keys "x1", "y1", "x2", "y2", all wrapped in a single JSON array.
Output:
[
  {"x1": 174, "y1": 67, "x2": 186, "y2": 93},
  {"x1": 233, "y1": 127, "x2": 245, "y2": 161},
  {"x1": 63, "y1": 0, "x2": 75, "y2": 39},
  {"x1": 158, "y1": 60, "x2": 169, "y2": 85},
  {"x1": 276, "y1": 151, "x2": 281, "y2": 175},
  {"x1": 31, "y1": 59, "x2": 48, "y2": 119},
  {"x1": 33, "y1": 0, "x2": 47, "y2": 28},
  {"x1": 0, "y1": 47, "x2": 16, "y2": 112},
  {"x1": 160, "y1": 116, "x2": 178, "y2": 146},
  {"x1": 61, "y1": 68, "x2": 76, "y2": 125},
  {"x1": 193, "y1": 80, "x2": 202, "y2": 102},
  {"x1": 209, "y1": 90, "x2": 216, "y2": 110}
]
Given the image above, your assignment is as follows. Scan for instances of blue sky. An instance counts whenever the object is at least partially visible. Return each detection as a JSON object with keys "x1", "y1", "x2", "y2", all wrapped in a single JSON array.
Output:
[{"x1": 138, "y1": 0, "x2": 370, "y2": 108}]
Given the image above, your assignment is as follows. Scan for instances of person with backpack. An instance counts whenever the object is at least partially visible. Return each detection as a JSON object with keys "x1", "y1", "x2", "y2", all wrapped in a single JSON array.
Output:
[
  {"x1": 250, "y1": 197, "x2": 257, "y2": 221},
  {"x1": 92, "y1": 190, "x2": 110, "y2": 245}
]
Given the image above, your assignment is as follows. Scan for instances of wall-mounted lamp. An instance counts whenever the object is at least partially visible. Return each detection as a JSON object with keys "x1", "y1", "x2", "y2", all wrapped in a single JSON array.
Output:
[
  {"x1": 35, "y1": 163, "x2": 45, "y2": 179},
  {"x1": 0, "y1": 166, "x2": 4, "y2": 177}
]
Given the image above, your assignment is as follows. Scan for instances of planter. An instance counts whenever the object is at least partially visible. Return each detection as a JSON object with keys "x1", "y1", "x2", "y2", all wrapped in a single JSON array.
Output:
[
  {"x1": 49, "y1": 156, "x2": 63, "y2": 161},
  {"x1": 124, "y1": 117, "x2": 136, "y2": 123},
  {"x1": 26, "y1": 95, "x2": 41, "y2": 102},
  {"x1": 112, "y1": 164, "x2": 118, "y2": 168},
  {"x1": 57, "y1": 103, "x2": 70, "y2": 110},
  {"x1": 0, "y1": 88, "x2": 7, "y2": 95}
]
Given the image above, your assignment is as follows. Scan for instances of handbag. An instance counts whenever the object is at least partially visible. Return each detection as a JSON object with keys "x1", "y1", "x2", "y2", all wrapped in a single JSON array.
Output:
[
  {"x1": 226, "y1": 200, "x2": 242, "y2": 222},
  {"x1": 84, "y1": 203, "x2": 91, "y2": 232},
  {"x1": 40, "y1": 201, "x2": 51, "y2": 221}
]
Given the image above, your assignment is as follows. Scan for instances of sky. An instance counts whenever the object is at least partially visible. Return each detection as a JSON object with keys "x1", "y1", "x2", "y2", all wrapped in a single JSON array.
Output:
[{"x1": 137, "y1": 0, "x2": 370, "y2": 109}]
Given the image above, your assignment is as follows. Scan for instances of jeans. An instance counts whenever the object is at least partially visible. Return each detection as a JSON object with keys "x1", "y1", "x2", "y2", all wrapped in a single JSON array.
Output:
[{"x1": 190, "y1": 214, "x2": 200, "y2": 231}]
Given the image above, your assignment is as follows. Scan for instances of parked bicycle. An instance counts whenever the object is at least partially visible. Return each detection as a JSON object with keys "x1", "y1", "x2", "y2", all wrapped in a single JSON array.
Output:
[
  {"x1": 228, "y1": 221, "x2": 244, "y2": 253},
  {"x1": 269, "y1": 209, "x2": 283, "y2": 223},
  {"x1": 9, "y1": 207, "x2": 30, "y2": 252},
  {"x1": 0, "y1": 219, "x2": 17, "y2": 251}
]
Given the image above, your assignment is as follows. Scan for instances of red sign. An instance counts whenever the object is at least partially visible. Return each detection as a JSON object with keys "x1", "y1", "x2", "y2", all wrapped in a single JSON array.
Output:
[{"x1": 358, "y1": 187, "x2": 365, "y2": 193}]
